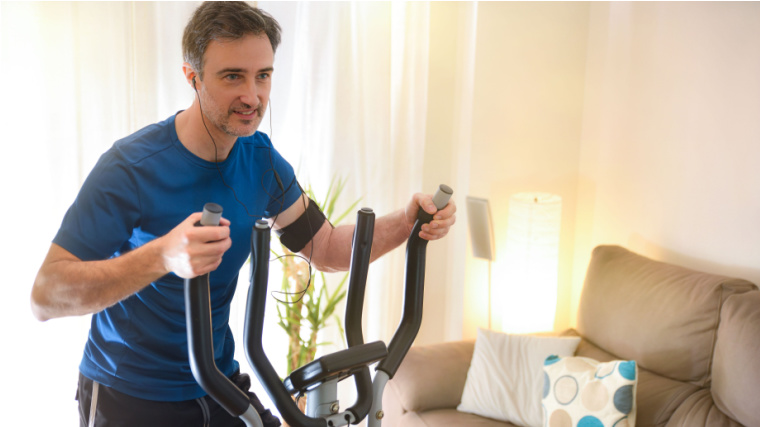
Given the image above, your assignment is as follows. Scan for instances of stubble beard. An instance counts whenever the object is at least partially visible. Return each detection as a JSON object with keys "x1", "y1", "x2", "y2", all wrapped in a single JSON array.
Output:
[
  {"x1": 221, "y1": 105, "x2": 263, "y2": 137},
  {"x1": 205, "y1": 96, "x2": 264, "y2": 138}
]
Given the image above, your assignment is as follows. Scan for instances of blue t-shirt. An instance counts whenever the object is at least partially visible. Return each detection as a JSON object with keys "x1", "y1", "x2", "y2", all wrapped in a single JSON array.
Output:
[{"x1": 53, "y1": 113, "x2": 302, "y2": 401}]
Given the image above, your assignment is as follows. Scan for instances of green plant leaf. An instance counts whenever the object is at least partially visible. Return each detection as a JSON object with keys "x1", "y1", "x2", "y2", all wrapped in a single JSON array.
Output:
[
  {"x1": 332, "y1": 314, "x2": 345, "y2": 345},
  {"x1": 332, "y1": 198, "x2": 362, "y2": 226}
]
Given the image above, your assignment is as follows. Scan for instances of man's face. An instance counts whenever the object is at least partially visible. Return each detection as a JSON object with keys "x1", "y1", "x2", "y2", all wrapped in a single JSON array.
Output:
[{"x1": 198, "y1": 34, "x2": 274, "y2": 138}]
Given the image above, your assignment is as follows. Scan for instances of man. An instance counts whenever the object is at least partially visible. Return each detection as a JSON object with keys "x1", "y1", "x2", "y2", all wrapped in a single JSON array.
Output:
[{"x1": 30, "y1": 2, "x2": 455, "y2": 427}]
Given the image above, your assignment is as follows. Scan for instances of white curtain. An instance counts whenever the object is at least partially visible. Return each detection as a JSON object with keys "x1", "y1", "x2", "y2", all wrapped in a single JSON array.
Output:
[
  {"x1": 252, "y1": 1, "x2": 432, "y2": 413},
  {"x1": 1, "y1": 1, "x2": 432, "y2": 424},
  {"x1": 259, "y1": 0, "x2": 431, "y2": 348},
  {"x1": 0, "y1": 2, "x2": 199, "y2": 425}
]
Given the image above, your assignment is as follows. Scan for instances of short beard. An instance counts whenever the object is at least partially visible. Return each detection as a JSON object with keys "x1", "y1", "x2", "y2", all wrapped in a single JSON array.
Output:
[
  {"x1": 202, "y1": 93, "x2": 264, "y2": 138},
  {"x1": 220, "y1": 103, "x2": 263, "y2": 137}
]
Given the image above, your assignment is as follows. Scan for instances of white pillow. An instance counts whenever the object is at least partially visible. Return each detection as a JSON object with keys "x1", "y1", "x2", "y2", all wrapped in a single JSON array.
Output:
[{"x1": 457, "y1": 329, "x2": 581, "y2": 427}]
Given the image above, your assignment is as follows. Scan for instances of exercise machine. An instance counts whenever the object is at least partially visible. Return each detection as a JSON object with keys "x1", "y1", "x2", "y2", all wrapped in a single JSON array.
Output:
[{"x1": 185, "y1": 184, "x2": 453, "y2": 426}]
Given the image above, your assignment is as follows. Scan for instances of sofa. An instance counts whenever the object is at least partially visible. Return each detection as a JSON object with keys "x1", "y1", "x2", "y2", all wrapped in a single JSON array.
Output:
[{"x1": 382, "y1": 245, "x2": 760, "y2": 426}]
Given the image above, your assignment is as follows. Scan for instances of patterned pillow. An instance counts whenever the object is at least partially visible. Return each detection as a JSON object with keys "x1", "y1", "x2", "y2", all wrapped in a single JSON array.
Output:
[{"x1": 542, "y1": 355, "x2": 637, "y2": 427}]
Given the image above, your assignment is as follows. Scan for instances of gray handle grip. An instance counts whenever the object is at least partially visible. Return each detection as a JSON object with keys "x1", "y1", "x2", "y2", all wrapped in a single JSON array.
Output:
[
  {"x1": 200, "y1": 203, "x2": 223, "y2": 226},
  {"x1": 432, "y1": 184, "x2": 453, "y2": 210}
]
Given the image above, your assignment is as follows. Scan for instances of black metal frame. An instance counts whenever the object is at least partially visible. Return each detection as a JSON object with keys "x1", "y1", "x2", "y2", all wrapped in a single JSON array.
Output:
[{"x1": 185, "y1": 186, "x2": 452, "y2": 427}]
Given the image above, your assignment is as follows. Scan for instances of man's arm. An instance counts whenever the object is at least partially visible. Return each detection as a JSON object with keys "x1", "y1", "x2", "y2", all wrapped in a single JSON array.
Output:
[
  {"x1": 30, "y1": 212, "x2": 232, "y2": 321},
  {"x1": 272, "y1": 193, "x2": 456, "y2": 273}
]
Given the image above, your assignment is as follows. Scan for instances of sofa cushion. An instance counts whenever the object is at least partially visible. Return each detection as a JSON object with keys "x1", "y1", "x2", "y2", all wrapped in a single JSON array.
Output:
[
  {"x1": 385, "y1": 340, "x2": 475, "y2": 414},
  {"x1": 710, "y1": 291, "x2": 760, "y2": 427},
  {"x1": 577, "y1": 245, "x2": 756, "y2": 386},
  {"x1": 665, "y1": 389, "x2": 745, "y2": 427},
  {"x1": 401, "y1": 409, "x2": 518, "y2": 426},
  {"x1": 571, "y1": 333, "x2": 701, "y2": 427}
]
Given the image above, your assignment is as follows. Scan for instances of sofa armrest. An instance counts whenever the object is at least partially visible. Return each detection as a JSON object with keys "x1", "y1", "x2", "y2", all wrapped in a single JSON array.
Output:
[{"x1": 383, "y1": 340, "x2": 475, "y2": 416}]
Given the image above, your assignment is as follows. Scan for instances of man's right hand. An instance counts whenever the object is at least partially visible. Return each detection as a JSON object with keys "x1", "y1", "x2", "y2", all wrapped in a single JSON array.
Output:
[{"x1": 160, "y1": 212, "x2": 232, "y2": 279}]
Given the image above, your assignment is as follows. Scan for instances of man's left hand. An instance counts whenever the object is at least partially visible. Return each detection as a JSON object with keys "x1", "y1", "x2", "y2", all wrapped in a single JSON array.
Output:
[{"x1": 405, "y1": 193, "x2": 457, "y2": 241}]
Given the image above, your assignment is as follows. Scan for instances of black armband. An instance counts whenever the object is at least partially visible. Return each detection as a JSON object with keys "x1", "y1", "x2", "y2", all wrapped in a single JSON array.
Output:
[{"x1": 275, "y1": 197, "x2": 331, "y2": 253}]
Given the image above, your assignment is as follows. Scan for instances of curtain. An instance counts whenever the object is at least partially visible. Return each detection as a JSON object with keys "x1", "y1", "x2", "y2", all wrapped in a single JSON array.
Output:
[
  {"x1": 252, "y1": 1, "x2": 433, "y2": 412},
  {"x1": 258, "y1": 0, "x2": 431, "y2": 348},
  {"x1": 1, "y1": 1, "x2": 433, "y2": 424},
  {"x1": 0, "y1": 2, "x2": 201, "y2": 424}
]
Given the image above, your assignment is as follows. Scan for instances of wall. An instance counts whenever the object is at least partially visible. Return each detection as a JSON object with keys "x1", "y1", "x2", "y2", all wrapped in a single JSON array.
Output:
[
  {"x1": 413, "y1": 2, "x2": 477, "y2": 344},
  {"x1": 572, "y1": 2, "x2": 760, "y2": 322},
  {"x1": 446, "y1": 2, "x2": 760, "y2": 339},
  {"x1": 460, "y1": 2, "x2": 591, "y2": 339}
]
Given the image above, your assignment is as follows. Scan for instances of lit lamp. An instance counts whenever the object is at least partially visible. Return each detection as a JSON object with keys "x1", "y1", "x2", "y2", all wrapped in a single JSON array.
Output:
[
  {"x1": 501, "y1": 192, "x2": 562, "y2": 333},
  {"x1": 466, "y1": 196, "x2": 495, "y2": 329}
]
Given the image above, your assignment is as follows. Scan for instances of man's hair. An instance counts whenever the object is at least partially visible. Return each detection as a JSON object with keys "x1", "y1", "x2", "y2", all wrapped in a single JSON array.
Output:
[{"x1": 182, "y1": 1, "x2": 281, "y2": 79}]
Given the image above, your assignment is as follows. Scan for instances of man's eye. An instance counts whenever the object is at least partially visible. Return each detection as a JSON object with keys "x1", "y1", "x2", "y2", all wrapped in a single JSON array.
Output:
[
  {"x1": 225, "y1": 74, "x2": 241, "y2": 81},
  {"x1": 257, "y1": 73, "x2": 270, "y2": 80}
]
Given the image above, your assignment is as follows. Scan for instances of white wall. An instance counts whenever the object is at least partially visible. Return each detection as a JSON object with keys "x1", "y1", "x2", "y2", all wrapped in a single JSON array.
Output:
[
  {"x1": 413, "y1": 2, "x2": 478, "y2": 345},
  {"x1": 572, "y1": 2, "x2": 760, "y2": 321},
  {"x1": 458, "y1": 2, "x2": 591, "y2": 339},
  {"x1": 442, "y1": 2, "x2": 760, "y2": 340}
]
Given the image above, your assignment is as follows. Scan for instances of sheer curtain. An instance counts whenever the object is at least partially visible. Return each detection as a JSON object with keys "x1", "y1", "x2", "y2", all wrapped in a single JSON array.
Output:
[
  {"x1": 1, "y1": 2, "x2": 201, "y2": 424},
  {"x1": 251, "y1": 1, "x2": 433, "y2": 414},
  {"x1": 258, "y1": 0, "x2": 431, "y2": 347},
  {"x1": 0, "y1": 1, "x2": 431, "y2": 424}
]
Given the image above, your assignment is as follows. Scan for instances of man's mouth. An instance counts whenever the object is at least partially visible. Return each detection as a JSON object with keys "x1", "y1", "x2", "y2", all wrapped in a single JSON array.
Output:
[
  {"x1": 233, "y1": 109, "x2": 257, "y2": 118},
  {"x1": 231, "y1": 103, "x2": 263, "y2": 120}
]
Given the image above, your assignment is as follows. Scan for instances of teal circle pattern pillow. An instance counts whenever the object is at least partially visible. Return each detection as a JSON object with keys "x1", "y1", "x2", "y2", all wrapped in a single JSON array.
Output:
[{"x1": 542, "y1": 356, "x2": 638, "y2": 427}]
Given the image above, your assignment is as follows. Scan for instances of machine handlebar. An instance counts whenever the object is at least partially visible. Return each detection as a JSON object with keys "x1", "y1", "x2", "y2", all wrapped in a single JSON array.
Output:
[
  {"x1": 375, "y1": 185, "x2": 453, "y2": 378},
  {"x1": 247, "y1": 221, "x2": 327, "y2": 427},
  {"x1": 185, "y1": 203, "x2": 262, "y2": 426},
  {"x1": 189, "y1": 184, "x2": 453, "y2": 426}
]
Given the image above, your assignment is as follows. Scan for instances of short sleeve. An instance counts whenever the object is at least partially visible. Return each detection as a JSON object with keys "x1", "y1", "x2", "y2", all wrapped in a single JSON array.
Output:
[
  {"x1": 53, "y1": 149, "x2": 141, "y2": 261},
  {"x1": 262, "y1": 142, "x2": 302, "y2": 218}
]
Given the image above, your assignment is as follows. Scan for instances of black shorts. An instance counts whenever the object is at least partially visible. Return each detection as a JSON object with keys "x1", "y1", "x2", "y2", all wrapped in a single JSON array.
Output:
[{"x1": 76, "y1": 371, "x2": 281, "y2": 427}]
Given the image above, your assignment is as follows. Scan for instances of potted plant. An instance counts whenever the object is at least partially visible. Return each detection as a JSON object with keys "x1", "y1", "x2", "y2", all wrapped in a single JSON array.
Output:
[{"x1": 274, "y1": 175, "x2": 361, "y2": 377}]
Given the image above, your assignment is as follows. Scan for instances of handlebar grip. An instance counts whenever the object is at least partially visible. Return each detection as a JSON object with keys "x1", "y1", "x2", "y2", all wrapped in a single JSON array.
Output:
[
  {"x1": 185, "y1": 204, "x2": 254, "y2": 418},
  {"x1": 432, "y1": 184, "x2": 453, "y2": 210},
  {"x1": 200, "y1": 202, "x2": 223, "y2": 226}
]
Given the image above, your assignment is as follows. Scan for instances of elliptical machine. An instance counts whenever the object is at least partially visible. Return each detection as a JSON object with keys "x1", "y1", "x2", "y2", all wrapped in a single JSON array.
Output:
[{"x1": 185, "y1": 185, "x2": 453, "y2": 427}]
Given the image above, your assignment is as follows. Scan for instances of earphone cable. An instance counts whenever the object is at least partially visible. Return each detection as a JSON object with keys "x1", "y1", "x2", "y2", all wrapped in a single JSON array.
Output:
[{"x1": 194, "y1": 82, "x2": 314, "y2": 304}]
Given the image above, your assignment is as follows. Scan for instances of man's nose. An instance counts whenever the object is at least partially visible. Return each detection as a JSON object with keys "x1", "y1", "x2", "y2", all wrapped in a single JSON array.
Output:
[{"x1": 239, "y1": 81, "x2": 259, "y2": 106}]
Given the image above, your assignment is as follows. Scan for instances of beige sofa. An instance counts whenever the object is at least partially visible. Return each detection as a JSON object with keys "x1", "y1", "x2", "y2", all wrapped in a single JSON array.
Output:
[{"x1": 383, "y1": 245, "x2": 760, "y2": 426}]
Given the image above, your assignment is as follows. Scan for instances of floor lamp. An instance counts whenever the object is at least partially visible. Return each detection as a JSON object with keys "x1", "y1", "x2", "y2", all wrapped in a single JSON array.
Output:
[
  {"x1": 466, "y1": 196, "x2": 495, "y2": 329},
  {"x1": 502, "y1": 192, "x2": 562, "y2": 333}
]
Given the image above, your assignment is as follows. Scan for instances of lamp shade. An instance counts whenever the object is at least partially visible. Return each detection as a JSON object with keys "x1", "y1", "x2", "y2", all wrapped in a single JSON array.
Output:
[{"x1": 500, "y1": 192, "x2": 562, "y2": 333}]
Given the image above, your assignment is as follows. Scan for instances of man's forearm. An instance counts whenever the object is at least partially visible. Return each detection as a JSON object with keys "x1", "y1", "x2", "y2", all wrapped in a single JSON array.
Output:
[
  {"x1": 31, "y1": 241, "x2": 168, "y2": 321},
  {"x1": 299, "y1": 191, "x2": 455, "y2": 273},
  {"x1": 366, "y1": 208, "x2": 413, "y2": 262},
  {"x1": 305, "y1": 208, "x2": 411, "y2": 273}
]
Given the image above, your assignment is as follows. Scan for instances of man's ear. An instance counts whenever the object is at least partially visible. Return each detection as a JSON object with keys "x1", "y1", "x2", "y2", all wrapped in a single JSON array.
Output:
[{"x1": 182, "y1": 62, "x2": 198, "y2": 90}]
